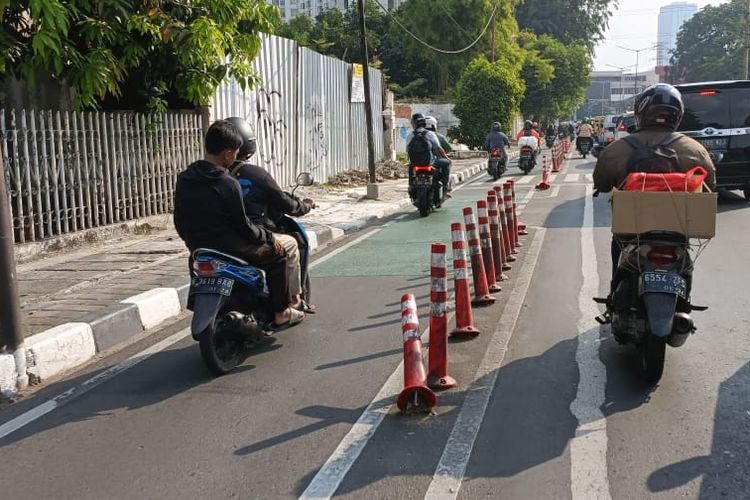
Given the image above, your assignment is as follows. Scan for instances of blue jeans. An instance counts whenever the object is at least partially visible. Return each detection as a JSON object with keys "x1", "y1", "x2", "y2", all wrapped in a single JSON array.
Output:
[{"x1": 434, "y1": 158, "x2": 452, "y2": 191}]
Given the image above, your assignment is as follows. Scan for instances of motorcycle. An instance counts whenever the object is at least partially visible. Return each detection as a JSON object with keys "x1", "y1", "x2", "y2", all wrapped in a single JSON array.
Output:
[
  {"x1": 487, "y1": 148, "x2": 507, "y2": 180},
  {"x1": 518, "y1": 145, "x2": 536, "y2": 174},
  {"x1": 577, "y1": 137, "x2": 593, "y2": 158},
  {"x1": 545, "y1": 134, "x2": 556, "y2": 149},
  {"x1": 410, "y1": 164, "x2": 443, "y2": 217},
  {"x1": 595, "y1": 228, "x2": 706, "y2": 384},
  {"x1": 188, "y1": 172, "x2": 315, "y2": 375}
]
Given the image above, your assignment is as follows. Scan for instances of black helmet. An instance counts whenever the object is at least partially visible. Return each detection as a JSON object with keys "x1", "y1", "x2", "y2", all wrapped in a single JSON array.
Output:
[
  {"x1": 524, "y1": 120, "x2": 532, "y2": 131},
  {"x1": 225, "y1": 117, "x2": 257, "y2": 160},
  {"x1": 411, "y1": 113, "x2": 427, "y2": 129},
  {"x1": 634, "y1": 84, "x2": 684, "y2": 131},
  {"x1": 492, "y1": 122, "x2": 501, "y2": 132}
]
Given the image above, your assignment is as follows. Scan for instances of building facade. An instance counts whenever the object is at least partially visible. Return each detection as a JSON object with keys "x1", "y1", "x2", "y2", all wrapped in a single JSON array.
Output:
[
  {"x1": 271, "y1": 0, "x2": 399, "y2": 21},
  {"x1": 582, "y1": 69, "x2": 660, "y2": 115},
  {"x1": 656, "y1": 2, "x2": 698, "y2": 66}
]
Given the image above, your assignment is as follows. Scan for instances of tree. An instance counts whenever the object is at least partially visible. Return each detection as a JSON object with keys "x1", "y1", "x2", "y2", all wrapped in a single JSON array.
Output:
[
  {"x1": 276, "y1": 13, "x2": 314, "y2": 47},
  {"x1": 519, "y1": 32, "x2": 590, "y2": 122},
  {"x1": 0, "y1": 0, "x2": 279, "y2": 110},
  {"x1": 451, "y1": 55, "x2": 525, "y2": 147},
  {"x1": 671, "y1": 0, "x2": 746, "y2": 82},
  {"x1": 515, "y1": 0, "x2": 618, "y2": 53}
]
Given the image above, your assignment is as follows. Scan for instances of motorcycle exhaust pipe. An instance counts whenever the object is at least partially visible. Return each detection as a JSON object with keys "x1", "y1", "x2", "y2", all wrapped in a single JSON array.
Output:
[
  {"x1": 667, "y1": 312, "x2": 694, "y2": 347},
  {"x1": 225, "y1": 311, "x2": 264, "y2": 342}
]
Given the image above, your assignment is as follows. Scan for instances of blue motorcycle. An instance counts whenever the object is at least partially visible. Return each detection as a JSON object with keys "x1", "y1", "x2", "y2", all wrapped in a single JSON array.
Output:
[{"x1": 188, "y1": 173, "x2": 314, "y2": 374}]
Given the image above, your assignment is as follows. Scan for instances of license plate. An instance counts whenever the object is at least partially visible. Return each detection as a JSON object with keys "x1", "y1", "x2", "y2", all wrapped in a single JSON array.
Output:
[
  {"x1": 640, "y1": 272, "x2": 686, "y2": 298},
  {"x1": 415, "y1": 176, "x2": 432, "y2": 186},
  {"x1": 191, "y1": 276, "x2": 234, "y2": 296},
  {"x1": 697, "y1": 137, "x2": 728, "y2": 150}
]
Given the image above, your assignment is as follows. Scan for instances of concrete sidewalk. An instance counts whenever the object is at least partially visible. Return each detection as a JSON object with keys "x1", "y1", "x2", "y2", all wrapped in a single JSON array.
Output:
[{"x1": 2, "y1": 158, "x2": 501, "y2": 394}]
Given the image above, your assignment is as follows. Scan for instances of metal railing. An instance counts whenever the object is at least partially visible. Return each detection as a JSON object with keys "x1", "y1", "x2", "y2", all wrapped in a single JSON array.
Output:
[{"x1": 1, "y1": 109, "x2": 203, "y2": 243}]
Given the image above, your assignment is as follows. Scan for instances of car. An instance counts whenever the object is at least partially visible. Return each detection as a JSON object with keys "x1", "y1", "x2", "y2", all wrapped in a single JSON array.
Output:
[
  {"x1": 599, "y1": 114, "x2": 620, "y2": 145},
  {"x1": 675, "y1": 80, "x2": 750, "y2": 199},
  {"x1": 614, "y1": 112, "x2": 635, "y2": 140}
]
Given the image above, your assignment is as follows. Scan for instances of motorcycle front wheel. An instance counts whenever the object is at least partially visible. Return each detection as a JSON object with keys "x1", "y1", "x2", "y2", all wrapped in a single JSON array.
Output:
[
  {"x1": 199, "y1": 308, "x2": 244, "y2": 375},
  {"x1": 640, "y1": 334, "x2": 666, "y2": 385}
]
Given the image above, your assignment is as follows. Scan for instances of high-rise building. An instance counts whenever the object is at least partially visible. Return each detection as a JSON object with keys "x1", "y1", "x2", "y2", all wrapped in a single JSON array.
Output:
[
  {"x1": 656, "y1": 2, "x2": 698, "y2": 66},
  {"x1": 271, "y1": 0, "x2": 399, "y2": 22}
]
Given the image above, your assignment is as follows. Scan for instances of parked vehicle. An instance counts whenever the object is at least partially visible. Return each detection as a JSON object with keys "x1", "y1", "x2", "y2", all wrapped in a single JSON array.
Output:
[
  {"x1": 675, "y1": 80, "x2": 750, "y2": 199},
  {"x1": 189, "y1": 172, "x2": 315, "y2": 375},
  {"x1": 487, "y1": 148, "x2": 507, "y2": 180},
  {"x1": 596, "y1": 229, "x2": 705, "y2": 384}
]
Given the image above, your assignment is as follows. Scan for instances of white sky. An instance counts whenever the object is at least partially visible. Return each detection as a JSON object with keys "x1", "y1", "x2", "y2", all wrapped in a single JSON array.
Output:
[{"x1": 593, "y1": 0, "x2": 730, "y2": 71}]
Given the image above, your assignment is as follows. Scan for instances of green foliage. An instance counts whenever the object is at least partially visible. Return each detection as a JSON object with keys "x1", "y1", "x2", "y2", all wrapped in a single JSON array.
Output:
[
  {"x1": 671, "y1": 0, "x2": 745, "y2": 82},
  {"x1": 452, "y1": 55, "x2": 525, "y2": 147},
  {"x1": 518, "y1": 32, "x2": 590, "y2": 122},
  {"x1": 0, "y1": 0, "x2": 279, "y2": 110},
  {"x1": 516, "y1": 0, "x2": 618, "y2": 53}
]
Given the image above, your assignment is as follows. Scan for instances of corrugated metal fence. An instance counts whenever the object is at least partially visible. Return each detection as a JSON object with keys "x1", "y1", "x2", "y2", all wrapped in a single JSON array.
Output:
[
  {"x1": 212, "y1": 35, "x2": 385, "y2": 188},
  {"x1": 1, "y1": 109, "x2": 203, "y2": 243}
]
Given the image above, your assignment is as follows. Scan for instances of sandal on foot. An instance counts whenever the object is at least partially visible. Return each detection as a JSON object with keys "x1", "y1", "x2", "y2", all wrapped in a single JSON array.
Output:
[
  {"x1": 293, "y1": 300, "x2": 317, "y2": 314},
  {"x1": 268, "y1": 308, "x2": 305, "y2": 332}
]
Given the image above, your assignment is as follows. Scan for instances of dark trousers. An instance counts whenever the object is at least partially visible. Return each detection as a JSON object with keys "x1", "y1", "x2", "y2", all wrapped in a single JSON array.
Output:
[
  {"x1": 434, "y1": 158, "x2": 452, "y2": 191},
  {"x1": 232, "y1": 243, "x2": 290, "y2": 314}
]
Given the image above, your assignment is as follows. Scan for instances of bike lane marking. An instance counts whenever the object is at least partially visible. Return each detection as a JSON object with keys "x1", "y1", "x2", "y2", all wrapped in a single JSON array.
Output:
[
  {"x1": 424, "y1": 227, "x2": 546, "y2": 499},
  {"x1": 569, "y1": 183, "x2": 611, "y2": 499}
]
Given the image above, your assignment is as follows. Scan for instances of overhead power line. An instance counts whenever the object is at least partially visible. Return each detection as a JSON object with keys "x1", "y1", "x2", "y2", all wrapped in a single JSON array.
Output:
[{"x1": 375, "y1": 1, "x2": 499, "y2": 55}]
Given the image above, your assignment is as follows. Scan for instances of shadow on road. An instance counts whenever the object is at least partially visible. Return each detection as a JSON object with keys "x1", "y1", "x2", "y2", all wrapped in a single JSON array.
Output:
[{"x1": 647, "y1": 360, "x2": 750, "y2": 498}]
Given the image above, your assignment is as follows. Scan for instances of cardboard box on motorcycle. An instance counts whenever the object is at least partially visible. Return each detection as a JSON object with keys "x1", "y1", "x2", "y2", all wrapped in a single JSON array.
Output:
[{"x1": 611, "y1": 190, "x2": 717, "y2": 238}]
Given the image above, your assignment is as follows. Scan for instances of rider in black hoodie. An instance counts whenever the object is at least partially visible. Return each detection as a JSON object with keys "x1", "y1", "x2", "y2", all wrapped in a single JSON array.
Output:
[{"x1": 174, "y1": 120, "x2": 303, "y2": 329}]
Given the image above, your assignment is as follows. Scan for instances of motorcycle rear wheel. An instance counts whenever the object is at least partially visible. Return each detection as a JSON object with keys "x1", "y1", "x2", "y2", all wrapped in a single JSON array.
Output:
[
  {"x1": 418, "y1": 188, "x2": 431, "y2": 217},
  {"x1": 640, "y1": 334, "x2": 666, "y2": 385},
  {"x1": 199, "y1": 308, "x2": 244, "y2": 375}
]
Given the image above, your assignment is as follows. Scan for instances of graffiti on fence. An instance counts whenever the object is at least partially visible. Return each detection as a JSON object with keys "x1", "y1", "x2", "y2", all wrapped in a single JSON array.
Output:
[
  {"x1": 255, "y1": 88, "x2": 287, "y2": 170},
  {"x1": 305, "y1": 101, "x2": 328, "y2": 175}
]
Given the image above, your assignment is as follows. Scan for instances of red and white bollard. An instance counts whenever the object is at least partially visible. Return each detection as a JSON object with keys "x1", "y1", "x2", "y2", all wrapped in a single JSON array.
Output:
[
  {"x1": 502, "y1": 183, "x2": 519, "y2": 253},
  {"x1": 477, "y1": 200, "x2": 501, "y2": 293},
  {"x1": 397, "y1": 293, "x2": 437, "y2": 412},
  {"x1": 427, "y1": 243, "x2": 457, "y2": 389},
  {"x1": 494, "y1": 185, "x2": 516, "y2": 263},
  {"x1": 450, "y1": 223, "x2": 481, "y2": 337},
  {"x1": 487, "y1": 191, "x2": 509, "y2": 280},
  {"x1": 535, "y1": 155, "x2": 550, "y2": 190},
  {"x1": 552, "y1": 142, "x2": 561, "y2": 173},
  {"x1": 463, "y1": 207, "x2": 496, "y2": 306},
  {"x1": 508, "y1": 179, "x2": 528, "y2": 238}
]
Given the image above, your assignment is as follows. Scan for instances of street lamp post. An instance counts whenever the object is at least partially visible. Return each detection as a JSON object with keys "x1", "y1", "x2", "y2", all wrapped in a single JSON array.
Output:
[{"x1": 617, "y1": 45, "x2": 658, "y2": 98}]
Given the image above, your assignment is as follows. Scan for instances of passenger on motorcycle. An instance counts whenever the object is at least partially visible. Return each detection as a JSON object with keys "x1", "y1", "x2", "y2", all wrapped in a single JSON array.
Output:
[
  {"x1": 593, "y1": 83, "x2": 717, "y2": 281},
  {"x1": 407, "y1": 113, "x2": 451, "y2": 196},
  {"x1": 575, "y1": 118, "x2": 595, "y2": 151},
  {"x1": 424, "y1": 115, "x2": 453, "y2": 192},
  {"x1": 484, "y1": 122, "x2": 510, "y2": 162},
  {"x1": 174, "y1": 120, "x2": 303, "y2": 329},
  {"x1": 516, "y1": 120, "x2": 541, "y2": 150},
  {"x1": 225, "y1": 117, "x2": 316, "y2": 314}
]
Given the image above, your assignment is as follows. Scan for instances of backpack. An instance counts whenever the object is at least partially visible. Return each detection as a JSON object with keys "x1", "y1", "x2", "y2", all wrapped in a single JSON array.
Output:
[
  {"x1": 407, "y1": 128, "x2": 433, "y2": 166},
  {"x1": 623, "y1": 133, "x2": 682, "y2": 174}
]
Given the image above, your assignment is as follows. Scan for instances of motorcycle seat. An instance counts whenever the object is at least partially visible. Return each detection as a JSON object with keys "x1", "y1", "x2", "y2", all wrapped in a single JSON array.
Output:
[{"x1": 192, "y1": 248, "x2": 249, "y2": 266}]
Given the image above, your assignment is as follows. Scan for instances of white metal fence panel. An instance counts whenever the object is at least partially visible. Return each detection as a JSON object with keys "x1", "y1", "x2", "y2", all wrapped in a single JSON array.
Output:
[{"x1": 1, "y1": 109, "x2": 202, "y2": 244}]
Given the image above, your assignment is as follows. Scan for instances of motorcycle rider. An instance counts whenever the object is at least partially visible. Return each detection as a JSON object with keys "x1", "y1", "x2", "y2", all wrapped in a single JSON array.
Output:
[
  {"x1": 484, "y1": 121, "x2": 510, "y2": 165},
  {"x1": 224, "y1": 117, "x2": 316, "y2": 314},
  {"x1": 575, "y1": 118, "x2": 595, "y2": 153},
  {"x1": 593, "y1": 83, "x2": 717, "y2": 283},
  {"x1": 174, "y1": 120, "x2": 303, "y2": 330},
  {"x1": 407, "y1": 113, "x2": 451, "y2": 197},
  {"x1": 546, "y1": 123, "x2": 556, "y2": 139},
  {"x1": 424, "y1": 115, "x2": 453, "y2": 192}
]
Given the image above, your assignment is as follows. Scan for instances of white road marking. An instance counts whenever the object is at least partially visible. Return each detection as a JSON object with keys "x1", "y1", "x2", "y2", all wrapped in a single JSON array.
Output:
[
  {"x1": 549, "y1": 185, "x2": 561, "y2": 198},
  {"x1": 585, "y1": 173, "x2": 594, "y2": 183},
  {"x1": 565, "y1": 174, "x2": 580, "y2": 183},
  {"x1": 515, "y1": 175, "x2": 535, "y2": 185},
  {"x1": 0, "y1": 328, "x2": 191, "y2": 441},
  {"x1": 569, "y1": 184, "x2": 611, "y2": 499},
  {"x1": 424, "y1": 228, "x2": 547, "y2": 500},
  {"x1": 547, "y1": 174, "x2": 557, "y2": 183}
]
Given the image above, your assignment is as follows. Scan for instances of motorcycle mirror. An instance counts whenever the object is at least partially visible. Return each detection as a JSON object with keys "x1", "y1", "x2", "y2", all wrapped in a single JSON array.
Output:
[{"x1": 296, "y1": 172, "x2": 314, "y2": 187}]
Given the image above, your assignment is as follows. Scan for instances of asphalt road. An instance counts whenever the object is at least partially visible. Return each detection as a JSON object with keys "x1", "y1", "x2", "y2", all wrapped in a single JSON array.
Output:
[{"x1": 1, "y1": 151, "x2": 749, "y2": 499}]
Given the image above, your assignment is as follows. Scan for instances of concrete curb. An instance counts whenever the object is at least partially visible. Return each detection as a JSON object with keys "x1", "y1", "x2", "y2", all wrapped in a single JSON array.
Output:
[{"x1": 3, "y1": 160, "x2": 488, "y2": 394}]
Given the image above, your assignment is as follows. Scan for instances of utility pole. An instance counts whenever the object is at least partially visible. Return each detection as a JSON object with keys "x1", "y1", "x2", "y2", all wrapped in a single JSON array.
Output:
[
  {"x1": 490, "y1": 0, "x2": 497, "y2": 63},
  {"x1": 0, "y1": 152, "x2": 27, "y2": 392},
  {"x1": 357, "y1": 0, "x2": 378, "y2": 200}
]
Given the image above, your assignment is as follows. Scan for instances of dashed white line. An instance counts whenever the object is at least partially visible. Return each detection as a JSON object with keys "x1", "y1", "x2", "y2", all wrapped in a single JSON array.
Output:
[
  {"x1": 515, "y1": 175, "x2": 535, "y2": 185},
  {"x1": 549, "y1": 185, "x2": 561, "y2": 198},
  {"x1": 565, "y1": 174, "x2": 581, "y2": 183},
  {"x1": 569, "y1": 184, "x2": 611, "y2": 499},
  {"x1": 547, "y1": 174, "x2": 557, "y2": 183},
  {"x1": 585, "y1": 173, "x2": 594, "y2": 183},
  {"x1": 424, "y1": 228, "x2": 547, "y2": 499}
]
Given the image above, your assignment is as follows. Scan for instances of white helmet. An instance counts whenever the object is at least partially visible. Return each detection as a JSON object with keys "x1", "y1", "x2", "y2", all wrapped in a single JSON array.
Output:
[{"x1": 424, "y1": 115, "x2": 438, "y2": 132}]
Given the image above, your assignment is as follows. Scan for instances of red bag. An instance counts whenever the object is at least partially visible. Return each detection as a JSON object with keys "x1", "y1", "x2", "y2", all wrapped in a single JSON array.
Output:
[{"x1": 624, "y1": 167, "x2": 707, "y2": 192}]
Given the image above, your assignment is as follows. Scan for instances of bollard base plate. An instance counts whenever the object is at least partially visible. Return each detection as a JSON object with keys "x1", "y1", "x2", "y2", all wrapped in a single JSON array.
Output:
[
  {"x1": 518, "y1": 229, "x2": 530, "y2": 236},
  {"x1": 489, "y1": 283, "x2": 502, "y2": 293},
  {"x1": 428, "y1": 374, "x2": 457, "y2": 390},
  {"x1": 472, "y1": 294, "x2": 496, "y2": 306},
  {"x1": 450, "y1": 325, "x2": 481, "y2": 337},
  {"x1": 397, "y1": 385, "x2": 437, "y2": 413},
  {"x1": 497, "y1": 273, "x2": 510, "y2": 281},
  {"x1": 507, "y1": 255, "x2": 517, "y2": 262}
]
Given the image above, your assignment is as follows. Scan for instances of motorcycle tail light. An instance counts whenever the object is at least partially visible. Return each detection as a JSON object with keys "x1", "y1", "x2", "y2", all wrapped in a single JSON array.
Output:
[
  {"x1": 414, "y1": 165, "x2": 432, "y2": 173},
  {"x1": 521, "y1": 146, "x2": 531, "y2": 153},
  {"x1": 647, "y1": 245, "x2": 677, "y2": 267},
  {"x1": 194, "y1": 259, "x2": 225, "y2": 277},
  {"x1": 491, "y1": 151, "x2": 500, "y2": 157}
]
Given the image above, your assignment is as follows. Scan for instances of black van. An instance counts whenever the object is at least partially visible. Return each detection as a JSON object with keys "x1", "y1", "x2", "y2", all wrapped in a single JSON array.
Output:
[{"x1": 676, "y1": 80, "x2": 750, "y2": 198}]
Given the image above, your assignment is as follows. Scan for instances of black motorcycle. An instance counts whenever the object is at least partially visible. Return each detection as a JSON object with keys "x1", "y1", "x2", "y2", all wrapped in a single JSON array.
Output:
[
  {"x1": 188, "y1": 172, "x2": 315, "y2": 375},
  {"x1": 518, "y1": 145, "x2": 536, "y2": 174},
  {"x1": 545, "y1": 134, "x2": 556, "y2": 149},
  {"x1": 410, "y1": 164, "x2": 443, "y2": 217},
  {"x1": 487, "y1": 148, "x2": 507, "y2": 180},
  {"x1": 596, "y1": 230, "x2": 706, "y2": 384},
  {"x1": 577, "y1": 137, "x2": 593, "y2": 158}
]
